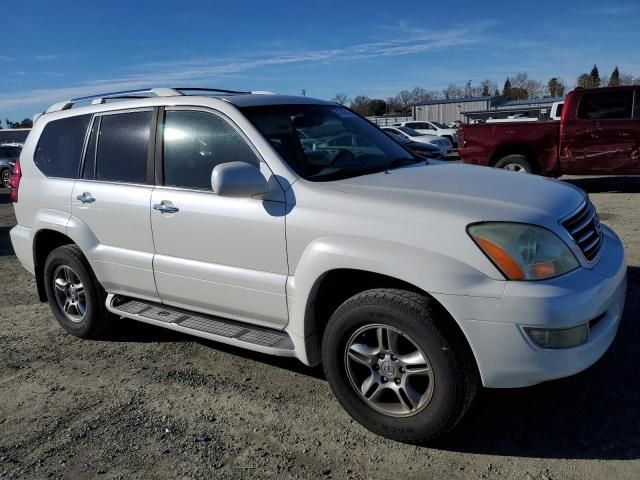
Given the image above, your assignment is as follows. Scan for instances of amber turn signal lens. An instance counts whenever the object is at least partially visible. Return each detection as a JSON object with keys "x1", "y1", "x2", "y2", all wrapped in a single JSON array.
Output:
[
  {"x1": 474, "y1": 236, "x2": 525, "y2": 280},
  {"x1": 531, "y1": 261, "x2": 556, "y2": 279}
]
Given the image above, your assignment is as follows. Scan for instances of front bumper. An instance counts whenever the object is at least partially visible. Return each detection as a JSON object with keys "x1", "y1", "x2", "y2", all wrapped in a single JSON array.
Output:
[{"x1": 434, "y1": 226, "x2": 627, "y2": 388}]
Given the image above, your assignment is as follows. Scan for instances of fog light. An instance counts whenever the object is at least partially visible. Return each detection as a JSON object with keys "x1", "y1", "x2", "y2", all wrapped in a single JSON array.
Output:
[{"x1": 525, "y1": 324, "x2": 588, "y2": 349}]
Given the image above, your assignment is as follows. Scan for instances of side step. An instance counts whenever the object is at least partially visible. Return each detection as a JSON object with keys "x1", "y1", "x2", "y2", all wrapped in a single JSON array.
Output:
[{"x1": 105, "y1": 294, "x2": 295, "y2": 357}]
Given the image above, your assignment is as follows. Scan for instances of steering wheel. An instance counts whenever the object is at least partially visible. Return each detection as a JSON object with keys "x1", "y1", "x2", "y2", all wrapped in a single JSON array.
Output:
[{"x1": 327, "y1": 150, "x2": 357, "y2": 168}]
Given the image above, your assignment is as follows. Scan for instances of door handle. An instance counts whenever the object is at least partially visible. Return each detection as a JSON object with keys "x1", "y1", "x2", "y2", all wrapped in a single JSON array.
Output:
[
  {"x1": 76, "y1": 192, "x2": 95, "y2": 204},
  {"x1": 153, "y1": 202, "x2": 179, "y2": 214}
]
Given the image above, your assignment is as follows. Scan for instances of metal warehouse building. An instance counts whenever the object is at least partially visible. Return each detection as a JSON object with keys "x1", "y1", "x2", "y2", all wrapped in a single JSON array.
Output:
[
  {"x1": 462, "y1": 97, "x2": 565, "y2": 122},
  {"x1": 413, "y1": 96, "x2": 502, "y2": 125}
]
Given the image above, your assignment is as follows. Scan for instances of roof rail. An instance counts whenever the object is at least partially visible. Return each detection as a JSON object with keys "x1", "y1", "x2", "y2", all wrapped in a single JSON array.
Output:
[
  {"x1": 45, "y1": 87, "x2": 181, "y2": 113},
  {"x1": 44, "y1": 86, "x2": 276, "y2": 114}
]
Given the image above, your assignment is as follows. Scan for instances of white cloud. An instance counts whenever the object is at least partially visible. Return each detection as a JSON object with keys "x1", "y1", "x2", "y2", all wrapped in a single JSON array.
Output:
[{"x1": 0, "y1": 27, "x2": 477, "y2": 111}]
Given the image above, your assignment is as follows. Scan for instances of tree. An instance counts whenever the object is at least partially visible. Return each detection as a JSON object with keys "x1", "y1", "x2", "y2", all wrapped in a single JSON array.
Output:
[
  {"x1": 350, "y1": 95, "x2": 372, "y2": 116},
  {"x1": 608, "y1": 66, "x2": 621, "y2": 87},
  {"x1": 589, "y1": 64, "x2": 601, "y2": 88},
  {"x1": 331, "y1": 93, "x2": 351, "y2": 105},
  {"x1": 396, "y1": 90, "x2": 414, "y2": 113},
  {"x1": 619, "y1": 73, "x2": 638, "y2": 85},
  {"x1": 386, "y1": 96, "x2": 403, "y2": 114},
  {"x1": 576, "y1": 73, "x2": 593, "y2": 88},
  {"x1": 502, "y1": 78, "x2": 512, "y2": 98},
  {"x1": 442, "y1": 84, "x2": 464, "y2": 99},
  {"x1": 409, "y1": 87, "x2": 436, "y2": 104},
  {"x1": 547, "y1": 77, "x2": 566, "y2": 97},
  {"x1": 368, "y1": 99, "x2": 387, "y2": 116}
]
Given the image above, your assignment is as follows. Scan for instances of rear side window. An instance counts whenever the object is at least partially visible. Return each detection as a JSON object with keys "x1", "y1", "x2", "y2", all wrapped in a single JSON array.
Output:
[
  {"x1": 95, "y1": 111, "x2": 152, "y2": 184},
  {"x1": 162, "y1": 110, "x2": 260, "y2": 190},
  {"x1": 0, "y1": 146, "x2": 21, "y2": 159},
  {"x1": 577, "y1": 90, "x2": 633, "y2": 120},
  {"x1": 34, "y1": 115, "x2": 91, "y2": 178}
]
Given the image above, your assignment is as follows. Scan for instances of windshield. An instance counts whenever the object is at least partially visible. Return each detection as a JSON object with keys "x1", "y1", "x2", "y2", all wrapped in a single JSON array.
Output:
[
  {"x1": 433, "y1": 122, "x2": 448, "y2": 129},
  {"x1": 397, "y1": 126, "x2": 426, "y2": 136},
  {"x1": 241, "y1": 105, "x2": 421, "y2": 181},
  {"x1": 0, "y1": 146, "x2": 21, "y2": 159}
]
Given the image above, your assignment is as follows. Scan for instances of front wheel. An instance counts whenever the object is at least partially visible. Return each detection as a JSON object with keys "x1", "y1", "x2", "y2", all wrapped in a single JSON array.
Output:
[
  {"x1": 43, "y1": 245, "x2": 111, "y2": 338},
  {"x1": 322, "y1": 289, "x2": 478, "y2": 444}
]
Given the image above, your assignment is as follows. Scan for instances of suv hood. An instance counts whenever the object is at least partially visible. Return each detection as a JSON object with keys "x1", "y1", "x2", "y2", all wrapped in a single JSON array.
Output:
[{"x1": 324, "y1": 163, "x2": 585, "y2": 223}]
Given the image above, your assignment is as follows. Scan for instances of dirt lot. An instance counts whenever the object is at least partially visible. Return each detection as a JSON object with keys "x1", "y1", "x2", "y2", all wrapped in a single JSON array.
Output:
[{"x1": 1, "y1": 177, "x2": 639, "y2": 480}]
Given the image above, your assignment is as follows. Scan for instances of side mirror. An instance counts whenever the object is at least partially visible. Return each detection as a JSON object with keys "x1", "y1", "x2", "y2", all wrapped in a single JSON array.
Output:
[{"x1": 211, "y1": 162, "x2": 269, "y2": 197}]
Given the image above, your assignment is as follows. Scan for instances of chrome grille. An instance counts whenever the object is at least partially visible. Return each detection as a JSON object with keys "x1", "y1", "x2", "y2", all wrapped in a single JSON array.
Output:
[{"x1": 562, "y1": 200, "x2": 603, "y2": 262}]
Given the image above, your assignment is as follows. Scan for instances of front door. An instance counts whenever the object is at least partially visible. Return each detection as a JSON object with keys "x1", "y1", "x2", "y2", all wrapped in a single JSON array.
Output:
[{"x1": 150, "y1": 108, "x2": 289, "y2": 329}]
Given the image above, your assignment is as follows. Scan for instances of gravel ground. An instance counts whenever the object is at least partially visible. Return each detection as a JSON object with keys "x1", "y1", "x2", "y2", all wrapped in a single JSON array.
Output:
[{"x1": 0, "y1": 177, "x2": 639, "y2": 480}]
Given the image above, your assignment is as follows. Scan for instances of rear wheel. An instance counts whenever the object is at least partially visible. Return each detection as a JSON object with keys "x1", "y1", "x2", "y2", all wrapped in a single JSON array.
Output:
[
  {"x1": 494, "y1": 154, "x2": 533, "y2": 173},
  {"x1": 0, "y1": 168, "x2": 11, "y2": 188},
  {"x1": 43, "y1": 245, "x2": 111, "y2": 338},
  {"x1": 322, "y1": 289, "x2": 478, "y2": 444}
]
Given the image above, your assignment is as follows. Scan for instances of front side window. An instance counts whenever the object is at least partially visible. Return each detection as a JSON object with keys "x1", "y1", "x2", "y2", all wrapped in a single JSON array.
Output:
[
  {"x1": 34, "y1": 114, "x2": 91, "y2": 178},
  {"x1": 577, "y1": 91, "x2": 633, "y2": 120},
  {"x1": 242, "y1": 105, "x2": 419, "y2": 181},
  {"x1": 162, "y1": 110, "x2": 260, "y2": 190},
  {"x1": 95, "y1": 111, "x2": 152, "y2": 183}
]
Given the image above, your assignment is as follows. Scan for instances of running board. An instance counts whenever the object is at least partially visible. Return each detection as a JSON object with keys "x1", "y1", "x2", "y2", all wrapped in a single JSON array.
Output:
[{"x1": 105, "y1": 294, "x2": 295, "y2": 356}]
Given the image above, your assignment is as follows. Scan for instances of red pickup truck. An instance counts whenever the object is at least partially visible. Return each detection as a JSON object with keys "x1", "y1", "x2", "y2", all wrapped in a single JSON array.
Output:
[{"x1": 458, "y1": 86, "x2": 640, "y2": 175}]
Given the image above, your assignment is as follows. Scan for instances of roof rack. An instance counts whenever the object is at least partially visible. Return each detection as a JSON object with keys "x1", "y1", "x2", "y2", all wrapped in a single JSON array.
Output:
[{"x1": 44, "y1": 86, "x2": 276, "y2": 114}]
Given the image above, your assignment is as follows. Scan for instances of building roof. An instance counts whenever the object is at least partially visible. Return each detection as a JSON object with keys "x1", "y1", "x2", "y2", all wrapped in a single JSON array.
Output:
[
  {"x1": 414, "y1": 95, "x2": 500, "y2": 106},
  {"x1": 497, "y1": 97, "x2": 564, "y2": 107}
]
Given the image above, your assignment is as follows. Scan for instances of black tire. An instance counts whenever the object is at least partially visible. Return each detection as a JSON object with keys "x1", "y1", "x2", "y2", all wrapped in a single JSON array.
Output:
[
  {"x1": 43, "y1": 244, "x2": 110, "y2": 338},
  {"x1": 322, "y1": 289, "x2": 477, "y2": 444},
  {"x1": 0, "y1": 168, "x2": 11, "y2": 188},
  {"x1": 494, "y1": 154, "x2": 533, "y2": 173}
]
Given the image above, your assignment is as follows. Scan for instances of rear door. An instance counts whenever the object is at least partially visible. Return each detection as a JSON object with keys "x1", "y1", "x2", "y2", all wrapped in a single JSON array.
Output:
[
  {"x1": 561, "y1": 89, "x2": 639, "y2": 174},
  {"x1": 150, "y1": 107, "x2": 289, "y2": 329},
  {"x1": 72, "y1": 108, "x2": 159, "y2": 301}
]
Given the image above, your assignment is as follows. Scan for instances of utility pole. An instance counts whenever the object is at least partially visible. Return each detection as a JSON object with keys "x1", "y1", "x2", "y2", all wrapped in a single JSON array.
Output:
[{"x1": 301, "y1": 89, "x2": 306, "y2": 97}]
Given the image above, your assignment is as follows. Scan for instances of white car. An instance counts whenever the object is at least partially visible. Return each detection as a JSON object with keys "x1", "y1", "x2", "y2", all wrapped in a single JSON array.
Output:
[
  {"x1": 9, "y1": 87, "x2": 626, "y2": 444},
  {"x1": 381, "y1": 126, "x2": 451, "y2": 155},
  {"x1": 395, "y1": 121, "x2": 459, "y2": 146}
]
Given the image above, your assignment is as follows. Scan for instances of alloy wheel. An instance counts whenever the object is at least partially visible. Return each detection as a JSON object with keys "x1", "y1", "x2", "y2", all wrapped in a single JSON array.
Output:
[
  {"x1": 53, "y1": 265, "x2": 87, "y2": 322},
  {"x1": 344, "y1": 324, "x2": 435, "y2": 417}
]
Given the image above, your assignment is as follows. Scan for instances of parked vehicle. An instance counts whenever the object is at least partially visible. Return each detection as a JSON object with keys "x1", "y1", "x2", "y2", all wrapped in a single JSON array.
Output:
[
  {"x1": 381, "y1": 126, "x2": 452, "y2": 155},
  {"x1": 395, "y1": 121, "x2": 459, "y2": 146},
  {"x1": 448, "y1": 120, "x2": 462, "y2": 129},
  {"x1": 0, "y1": 143, "x2": 23, "y2": 188},
  {"x1": 383, "y1": 130, "x2": 443, "y2": 159},
  {"x1": 0, "y1": 128, "x2": 30, "y2": 145},
  {"x1": 10, "y1": 87, "x2": 626, "y2": 444},
  {"x1": 459, "y1": 86, "x2": 640, "y2": 175},
  {"x1": 549, "y1": 101, "x2": 564, "y2": 121}
]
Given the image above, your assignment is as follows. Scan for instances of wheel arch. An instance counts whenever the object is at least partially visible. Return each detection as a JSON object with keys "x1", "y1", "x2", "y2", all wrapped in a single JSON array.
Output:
[
  {"x1": 489, "y1": 145, "x2": 539, "y2": 172},
  {"x1": 33, "y1": 229, "x2": 76, "y2": 302}
]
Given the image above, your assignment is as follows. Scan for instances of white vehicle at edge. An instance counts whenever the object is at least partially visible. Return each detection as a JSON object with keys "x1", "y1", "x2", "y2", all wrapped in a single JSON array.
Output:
[
  {"x1": 395, "y1": 121, "x2": 459, "y2": 145},
  {"x1": 9, "y1": 87, "x2": 626, "y2": 444},
  {"x1": 381, "y1": 126, "x2": 451, "y2": 155}
]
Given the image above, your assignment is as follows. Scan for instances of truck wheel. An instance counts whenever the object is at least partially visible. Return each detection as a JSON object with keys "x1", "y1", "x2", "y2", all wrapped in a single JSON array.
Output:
[
  {"x1": 322, "y1": 289, "x2": 478, "y2": 444},
  {"x1": 43, "y1": 245, "x2": 111, "y2": 339},
  {"x1": 494, "y1": 154, "x2": 533, "y2": 173}
]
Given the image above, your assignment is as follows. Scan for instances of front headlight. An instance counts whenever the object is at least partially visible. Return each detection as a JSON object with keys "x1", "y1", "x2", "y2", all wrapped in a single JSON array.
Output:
[{"x1": 467, "y1": 223, "x2": 579, "y2": 280}]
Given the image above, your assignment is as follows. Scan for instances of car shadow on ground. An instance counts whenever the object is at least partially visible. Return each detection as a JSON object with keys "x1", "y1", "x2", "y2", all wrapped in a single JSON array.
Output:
[
  {"x1": 563, "y1": 176, "x2": 640, "y2": 193},
  {"x1": 0, "y1": 226, "x2": 15, "y2": 256},
  {"x1": 105, "y1": 267, "x2": 640, "y2": 460}
]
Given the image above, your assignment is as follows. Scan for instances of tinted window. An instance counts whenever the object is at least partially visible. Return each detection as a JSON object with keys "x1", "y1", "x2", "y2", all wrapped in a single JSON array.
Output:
[
  {"x1": 34, "y1": 115, "x2": 91, "y2": 178},
  {"x1": 163, "y1": 110, "x2": 260, "y2": 190},
  {"x1": 96, "y1": 111, "x2": 151, "y2": 183},
  {"x1": 0, "y1": 146, "x2": 21, "y2": 159},
  {"x1": 577, "y1": 91, "x2": 633, "y2": 120}
]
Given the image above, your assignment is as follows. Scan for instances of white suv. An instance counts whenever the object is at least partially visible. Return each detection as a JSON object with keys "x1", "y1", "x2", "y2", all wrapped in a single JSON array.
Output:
[
  {"x1": 9, "y1": 87, "x2": 627, "y2": 444},
  {"x1": 395, "y1": 121, "x2": 459, "y2": 146}
]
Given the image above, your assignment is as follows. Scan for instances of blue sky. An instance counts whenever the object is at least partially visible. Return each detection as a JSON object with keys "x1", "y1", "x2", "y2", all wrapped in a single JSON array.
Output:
[{"x1": 1, "y1": 0, "x2": 639, "y2": 121}]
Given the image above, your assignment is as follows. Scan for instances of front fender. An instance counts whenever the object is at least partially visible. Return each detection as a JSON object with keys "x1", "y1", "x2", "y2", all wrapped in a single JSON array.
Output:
[{"x1": 286, "y1": 235, "x2": 505, "y2": 357}]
